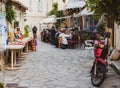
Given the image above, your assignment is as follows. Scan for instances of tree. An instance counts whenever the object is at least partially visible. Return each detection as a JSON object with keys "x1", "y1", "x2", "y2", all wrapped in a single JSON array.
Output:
[
  {"x1": 86, "y1": 0, "x2": 120, "y2": 46},
  {"x1": 86, "y1": 0, "x2": 120, "y2": 24},
  {"x1": 48, "y1": 3, "x2": 64, "y2": 28},
  {"x1": 63, "y1": 0, "x2": 65, "y2": 3}
]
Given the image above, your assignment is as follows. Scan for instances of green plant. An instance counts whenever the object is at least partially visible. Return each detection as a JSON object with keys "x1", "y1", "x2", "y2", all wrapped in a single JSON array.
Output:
[
  {"x1": 24, "y1": 25, "x2": 29, "y2": 37},
  {"x1": 5, "y1": 3, "x2": 16, "y2": 24},
  {"x1": 97, "y1": 23, "x2": 105, "y2": 33},
  {"x1": 48, "y1": 3, "x2": 65, "y2": 28},
  {"x1": 24, "y1": 18, "x2": 27, "y2": 22},
  {"x1": 86, "y1": 0, "x2": 120, "y2": 46},
  {"x1": 0, "y1": 82, "x2": 4, "y2": 88},
  {"x1": 81, "y1": 33, "x2": 89, "y2": 41},
  {"x1": 86, "y1": 0, "x2": 120, "y2": 25}
]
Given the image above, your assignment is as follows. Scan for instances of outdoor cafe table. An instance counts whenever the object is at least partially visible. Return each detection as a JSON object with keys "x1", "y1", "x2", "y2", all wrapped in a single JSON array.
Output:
[
  {"x1": 5, "y1": 44, "x2": 25, "y2": 70},
  {"x1": 21, "y1": 37, "x2": 33, "y2": 53}
]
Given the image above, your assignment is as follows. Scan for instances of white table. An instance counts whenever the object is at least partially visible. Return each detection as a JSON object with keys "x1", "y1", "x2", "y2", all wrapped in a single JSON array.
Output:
[{"x1": 5, "y1": 45, "x2": 25, "y2": 70}]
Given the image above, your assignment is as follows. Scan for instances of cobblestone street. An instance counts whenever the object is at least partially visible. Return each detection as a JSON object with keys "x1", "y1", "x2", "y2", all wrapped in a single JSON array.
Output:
[{"x1": 0, "y1": 40, "x2": 120, "y2": 88}]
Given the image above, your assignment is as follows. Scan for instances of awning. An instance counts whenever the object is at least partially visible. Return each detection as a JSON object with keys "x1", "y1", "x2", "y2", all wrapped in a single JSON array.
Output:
[
  {"x1": 57, "y1": 16, "x2": 71, "y2": 20},
  {"x1": 75, "y1": 8, "x2": 94, "y2": 17},
  {"x1": 66, "y1": 0, "x2": 85, "y2": 9},
  {"x1": 40, "y1": 15, "x2": 56, "y2": 24},
  {"x1": 57, "y1": 15, "x2": 80, "y2": 20},
  {"x1": 6, "y1": 0, "x2": 28, "y2": 11}
]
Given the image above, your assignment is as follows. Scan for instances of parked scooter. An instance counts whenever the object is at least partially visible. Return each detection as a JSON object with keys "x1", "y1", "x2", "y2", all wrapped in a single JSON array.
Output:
[{"x1": 90, "y1": 37, "x2": 109, "y2": 86}]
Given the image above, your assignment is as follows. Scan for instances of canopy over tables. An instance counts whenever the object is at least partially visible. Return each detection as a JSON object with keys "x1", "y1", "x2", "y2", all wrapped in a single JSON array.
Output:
[
  {"x1": 40, "y1": 15, "x2": 56, "y2": 24},
  {"x1": 56, "y1": 16, "x2": 71, "y2": 20},
  {"x1": 75, "y1": 8, "x2": 94, "y2": 17},
  {"x1": 65, "y1": 0, "x2": 85, "y2": 9}
]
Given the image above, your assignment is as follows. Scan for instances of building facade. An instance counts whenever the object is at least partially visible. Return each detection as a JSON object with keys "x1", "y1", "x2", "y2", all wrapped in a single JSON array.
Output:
[
  {"x1": 20, "y1": 0, "x2": 53, "y2": 31},
  {"x1": 115, "y1": 24, "x2": 120, "y2": 50},
  {"x1": 0, "y1": 0, "x2": 7, "y2": 45},
  {"x1": 57, "y1": 0, "x2": 69, "y2": 11}
]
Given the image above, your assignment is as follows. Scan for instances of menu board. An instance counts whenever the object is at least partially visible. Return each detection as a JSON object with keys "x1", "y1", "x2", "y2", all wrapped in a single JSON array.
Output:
[{"x1": 0, "y1": 15, "x2": 7, "y2": 48}]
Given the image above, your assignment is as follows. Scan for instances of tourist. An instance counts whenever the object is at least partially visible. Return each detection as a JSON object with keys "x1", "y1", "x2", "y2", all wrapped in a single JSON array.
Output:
[{"x1": 32, "y1": 25, "x2": 38, "y2": 39}]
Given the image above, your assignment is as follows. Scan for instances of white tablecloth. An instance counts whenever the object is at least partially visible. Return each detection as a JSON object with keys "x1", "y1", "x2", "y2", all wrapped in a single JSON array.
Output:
[{"x1": 5, "y1": 45, "x2": 25, "y2": 49}]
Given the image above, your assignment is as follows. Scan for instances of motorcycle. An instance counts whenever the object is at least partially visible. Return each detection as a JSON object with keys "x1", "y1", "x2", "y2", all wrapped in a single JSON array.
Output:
[{"x1": 90, "y1": 39, "x2": 109, "y2": 86}]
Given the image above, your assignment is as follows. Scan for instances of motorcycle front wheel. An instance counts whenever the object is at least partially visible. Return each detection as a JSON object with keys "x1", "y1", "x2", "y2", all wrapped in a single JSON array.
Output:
[{"x1": 91, "y1": 63, "x2": 106, "y2": 87}]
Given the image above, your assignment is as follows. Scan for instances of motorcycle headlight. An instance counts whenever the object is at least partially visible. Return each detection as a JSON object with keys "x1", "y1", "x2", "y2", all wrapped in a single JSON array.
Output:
[{"x1": 100, "y1": 44, "x2": 104, "y2": 48}]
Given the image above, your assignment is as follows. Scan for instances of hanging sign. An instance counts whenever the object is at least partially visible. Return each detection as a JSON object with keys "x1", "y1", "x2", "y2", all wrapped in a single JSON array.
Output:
[{"x1": 0, "y1": 15, "x2": 7, "y2": 48}]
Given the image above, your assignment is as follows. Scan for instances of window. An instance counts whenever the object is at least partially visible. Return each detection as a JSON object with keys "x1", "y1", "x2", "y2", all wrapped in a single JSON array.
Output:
[
  {"x1": 46, "y1": 2, "x2": 48, "y2": 13},
  {"x1": 39, "y1": 23, "x2": 42, "y2": 31},
  {"x1": 38, "y1": 0, "x2": 42, "y2": 12},
  {"x1": 14, "y1": 21, "x2": 19, "y2": 29},
  {"x1": 29, "y1": 0, "x2": 32, "y2": 11}
]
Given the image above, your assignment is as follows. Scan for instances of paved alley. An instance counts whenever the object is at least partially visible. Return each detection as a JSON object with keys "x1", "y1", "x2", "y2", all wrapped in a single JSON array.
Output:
[{"x1": 0, "y1": 40, "x2": 120, "y2": 88}]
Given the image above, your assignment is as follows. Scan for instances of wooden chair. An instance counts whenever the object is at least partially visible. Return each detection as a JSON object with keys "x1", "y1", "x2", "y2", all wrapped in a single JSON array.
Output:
[
  {"x1": 31, "y1": 39, "x2": 36, "y2": 51},
  {"x1": 68, "y1": 40, "x2": 78, "y2": 49},
  {"x1": 58, "y1": 37, "x2": 62, "y2": 48}
]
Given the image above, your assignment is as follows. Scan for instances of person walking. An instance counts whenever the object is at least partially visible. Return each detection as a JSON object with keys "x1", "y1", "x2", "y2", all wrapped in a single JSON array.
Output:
[
  {"x1": 50, "y1": 26, "x2": 56, "y2": 45},
  {"x1": 32, "y1": 25, "x2": 38, "y2": 39}
]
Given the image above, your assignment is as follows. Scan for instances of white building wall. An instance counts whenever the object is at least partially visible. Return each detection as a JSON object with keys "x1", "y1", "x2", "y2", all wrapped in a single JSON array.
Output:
[
  {"x1": 19, "y1": 12, "x2": 25, "y2": 34},
  {"x1": 14, "y1": 7, "x2": 25, "y2": 34},
  {"x1": 20, "y1": 0, "x2": 53, "y2": 31},
  {"x1": 116, "y1": 24, "x2": 120, "y2": 49},
  {"x1": 0, "y1": 2, "x2": 5, "y2": 14},
  {"x1": 58, "y1": 0, "x2": 69, "y2": 11}
]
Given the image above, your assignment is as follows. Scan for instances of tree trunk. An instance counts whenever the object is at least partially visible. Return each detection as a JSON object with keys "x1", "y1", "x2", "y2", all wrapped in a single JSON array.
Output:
[{"x1": 112, "y1": 22, "x2": 114, "y2": 47}]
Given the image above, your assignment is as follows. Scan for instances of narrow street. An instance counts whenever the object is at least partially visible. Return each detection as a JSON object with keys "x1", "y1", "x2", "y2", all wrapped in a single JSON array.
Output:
[{"x1": 0, "y1": 40, "x2": 120, "y2": 88}]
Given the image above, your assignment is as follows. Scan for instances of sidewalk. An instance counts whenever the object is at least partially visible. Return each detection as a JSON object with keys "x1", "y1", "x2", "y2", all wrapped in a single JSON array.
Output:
[{"x1": 0, "y1": 40, "x2": 119, "y2": 88}]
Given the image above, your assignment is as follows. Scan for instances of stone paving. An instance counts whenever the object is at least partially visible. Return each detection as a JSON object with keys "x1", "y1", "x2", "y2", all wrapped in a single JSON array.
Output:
[{"x1": 0, "y1": 40, "x2": 120, "y2": 88}]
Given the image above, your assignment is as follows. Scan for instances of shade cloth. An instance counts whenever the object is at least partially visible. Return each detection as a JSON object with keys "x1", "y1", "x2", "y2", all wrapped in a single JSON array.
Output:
[
  {"x1": 40, "y1": 15, "x2": 56, "y2": 24},
  {"x1": 66, "y1": 0, "x2": 85, "y2": 9},
  {"x1": 75, "y1": 8, "x2": 94, "y2": 17}
]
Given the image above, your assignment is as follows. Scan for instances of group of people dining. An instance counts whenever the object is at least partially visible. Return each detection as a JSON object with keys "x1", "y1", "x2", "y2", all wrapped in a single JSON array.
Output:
[{"x1": 41, "y1": 26, "x2": 79, "y2": 49}]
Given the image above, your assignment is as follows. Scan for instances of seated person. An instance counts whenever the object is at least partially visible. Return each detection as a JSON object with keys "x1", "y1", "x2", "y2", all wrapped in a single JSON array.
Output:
[
  {"x1": 59, "y1": 30, "x2": 72, "y2": 49},
  {"x1": 15, "y1": 27, "x2": 24, "y2": 40},
  {"x1": 66, "y1": 30, "x2": 72, "y2": 40}
]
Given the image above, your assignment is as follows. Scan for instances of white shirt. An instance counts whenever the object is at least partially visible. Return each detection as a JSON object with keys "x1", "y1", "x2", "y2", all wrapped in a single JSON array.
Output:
[{"x1": 59, "y1": 33, "x2": 72, "y2": 45}]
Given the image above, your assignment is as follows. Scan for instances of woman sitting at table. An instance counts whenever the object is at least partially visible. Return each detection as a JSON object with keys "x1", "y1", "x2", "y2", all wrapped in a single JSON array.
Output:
[
  {"x1": 15, "y1": 27, "x2": 24, "y2": 40},
  {"x1": 59, "y1": 29, "x2": 72, "y2": 49}
]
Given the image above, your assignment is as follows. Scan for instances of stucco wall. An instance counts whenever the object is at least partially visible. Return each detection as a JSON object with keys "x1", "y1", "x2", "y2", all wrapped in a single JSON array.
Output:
[
  {"x1": 116, "y1": 25, "x2": 120, "y2": 50},
  {"x1": 0, "y1": 2, "x2": 5, "y2": 14},
  {"x1": 25, "y1": 16, "x2": 44, "y2": 30},
  {"x1": 58, "y1": 0, "x2": 69, "y2": 11},
  {"x1": 20, "y1": 0, "x2": 53, "y2": 30}
]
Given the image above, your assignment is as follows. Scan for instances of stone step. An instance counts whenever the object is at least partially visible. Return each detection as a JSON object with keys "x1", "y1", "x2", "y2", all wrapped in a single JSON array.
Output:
[
  {"x1": 111, "y1": 60, "x2": 120, "y2": 70},
  {"x1": 17, "y1": 86, "x2": 29, "y2": 88},
  {"x1": 5, "y1": 83, "x2": 18, "y2": 88},
  {"x1": 110, "y1": 60, "x2": 120, "y2": 75},
  {"x1": 5, "y1": 83, "x2": 29, "y2": 88}
]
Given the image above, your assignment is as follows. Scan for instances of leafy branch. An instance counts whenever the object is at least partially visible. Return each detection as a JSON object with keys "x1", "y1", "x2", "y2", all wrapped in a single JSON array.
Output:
[{"x1": 5, "y1": 2, "x2": 16, "y2": 24}]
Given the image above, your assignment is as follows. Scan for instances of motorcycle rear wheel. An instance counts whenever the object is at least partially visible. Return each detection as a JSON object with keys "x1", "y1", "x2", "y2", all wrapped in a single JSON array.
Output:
[{"x1": 91, "y1": 63, "x2": 106, "y2": 87}]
